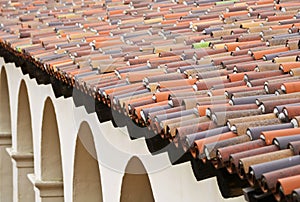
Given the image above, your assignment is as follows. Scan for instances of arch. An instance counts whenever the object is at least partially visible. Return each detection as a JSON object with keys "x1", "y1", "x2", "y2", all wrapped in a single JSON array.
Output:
[
  {"x1": 120, "y1": 157, "x2": 154, "y2": 202},
  {"x1": 0, "y1": 67, "x2": 12, "y2": 202},
  {"x1": 41, "y1": 98, "x2": 63, "y2": 182},
  {"x1": 73, "y1": 122, "x2": 103, "y2": 202},
  {"x1": 0, "y1": 67, "x2": 11, "y2": 133},
  {"x1": 16, "y1": 80, "x2": 33, "y2": 153},
  {"x1": 12, "y1": 80, "x2": 35, "y2": 201}
]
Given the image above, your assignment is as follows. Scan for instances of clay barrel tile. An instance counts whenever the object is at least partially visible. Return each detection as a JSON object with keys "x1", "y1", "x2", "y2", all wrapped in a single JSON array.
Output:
[
  {"x1": 248, "y1": 155, "x2": 300, "y2": 186},
  {"x1": 274, "y1": 103, "x2": 300, "y2": 118},
  {"x1": 275, "y1": 174, "x2": 300, "y2": 201},
  {"x1": 184, "y1": 126, "x2": 230, "y2": 149},
  {"x1": 154, "y1": 109, "x2": 196, "y2": 126},
  {"x1": 232, "y1": 118, "x2": 282, "y2": 136},
  {"x1": 193, "y1": 78, "x2": 229, "y2": 91},
  {"x1": 167, "y1": 116, "x2": 211, "y2": 138},
  {"x1": 217, "y1": 139, "x2": 266, "y2": 168},
  {"x1": 283, "y1": 105, "x2": 300, "y2": 120},
  {"x1": 259, "y1": 97, "x2": 300, "y2": 113},
  {"x1": 261, "y1": 164, "x2": 300, "y2": 194},
  {"x1": 255, "y1": 63, "x2": 281, "y2": 72},
  {"x1": 204, "y1": 134, "x2": 250, "y2": 162},
  {"x1": 274, "y1": 55, "x2": 298, "y2": 64},
  {"x1": 264, "y1": 75, "x2": 298, "y2": 94},
  {"x1": 227, "y1": 113, "x2": 277, "y2": 129},
  {"x1": 158, "y1": 78, "x2": 197, "y2": 90},
  {"x1": 183, "y1": 95, "x2": 227, "y2": 110},
  {"x1": 273, "y1": 134, "x2": 300, "y2": 149},
  {"x1": 118, "y1": 92, "x2": 153, "y2": 113},
  {"x1": 134, "y1": 100, "x2": 170, "y2": 121},
  {"x1": 231, "y1": 89, "x2": 266, "y2": 99},
  {"x1": 125, "y1": 95, "x2": 155, "y2": 115},
  {"x1": 208, "y1": 86, "x2": 245, "y2": 97},
  {"x1": 228, "y1": 72, "x2": 245, "y2": 82},
  {"x1": 174, "y1": 121, "x2": 216, "y2": 143},
  {"x1": 256, "y1": 92, "x2": 300, "y2": 106},
  {"x1": 261, "y1": 128, "x2": 300, "y2": 145},
  {"x1": 230, "y1": 94, "x2": 275, "y2": 106},
  {"x1": 238, "y1": 149, "x2": 294, "y2": 179},
  {"x1": 289, "y1": 140, "x2": 300, "y2": 155},
  {"x1": 228, "y1": 145, "x2": 279, "y2": 176},
  {"x1": 232, "y1": 63, "x2": 257, "y2": 73},
  {"x1": 192, "y1": 131, "x2": 236, "y2": 159},
  {"x1": 225, "y1": 86, "x2": 262, "y2": 99},
  {"x1": 104, "y1": 83, "x2": 144, "y2": 99},
  {"x1": 251, "y1": 47, "x2": 289, "y2": 60},
  {"x1": 197, "y1": 103, "x2": 228, "y2": 116},
  {"x1": 290, "y1": 68, "x2": 300, "y2": 76},
  {"x1": 213, "y1": 80, "x2": 246, "y2": 92},
  {"x1": 112, "y1": 89, "x2": 151, "y2": 112},
  {"x1": 140, "y1": 104, "x2": 172, "y2": 124},
  {"x1": 244, "y1": 70, "x2": 284, "y2": 82},
  {"x1": 282, "y1": 81, "x2": 300, "y2": 94},
  {"x1": 107, "y1": 85, "x2": 148, "y2": 105},
  {"x1": 160, "y1": 113, "x2": 198, "y2": 135},
  {"x1": 280, "y1": 62, "x2": 300, "y2": 73},
  {"x1": 148, "y1": 106, "x2": 184, "y2": 133},
  {"x1": 206, "y1": 104, "x2": 258, "y2": 118},
  {"x1": 211, "y1": 109, "x2": 262, "y2": 126}
]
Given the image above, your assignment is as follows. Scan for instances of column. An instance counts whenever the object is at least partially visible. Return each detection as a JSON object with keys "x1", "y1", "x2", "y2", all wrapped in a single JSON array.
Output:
[
  {"x1": 28, "y1": 174, "x2": 64, "y2": 202},
  {"x1": 6, "y1": 148, "x2": 35, "y2": 202},
  {"x1": 0, "y1": 133, "x2": 12, "y2": 201}
]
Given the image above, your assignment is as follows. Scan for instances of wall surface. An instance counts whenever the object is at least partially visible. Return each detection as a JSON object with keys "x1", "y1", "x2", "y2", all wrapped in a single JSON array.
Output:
[{"x1": 0, "y1": 57, "x2": 245, "y2": 202}]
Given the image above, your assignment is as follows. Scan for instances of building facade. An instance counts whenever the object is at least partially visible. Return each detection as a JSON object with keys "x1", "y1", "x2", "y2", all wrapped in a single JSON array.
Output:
[{"x1": 0, "y1": 58, "x2": 244, "y2": 202}]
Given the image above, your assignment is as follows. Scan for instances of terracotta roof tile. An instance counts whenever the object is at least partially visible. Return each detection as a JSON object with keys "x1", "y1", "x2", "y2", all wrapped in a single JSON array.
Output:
[{"x1": 275, "y1": 174, "x2": 300, "y2": 201}]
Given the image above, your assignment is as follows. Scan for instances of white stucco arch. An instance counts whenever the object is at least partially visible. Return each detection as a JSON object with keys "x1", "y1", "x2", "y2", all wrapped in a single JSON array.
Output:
[
  {"x1": 73, "y1": 121, "x2": 103, "y2": 202},
  {"x1": 0, "y1": 67, "x2": 11, "y2": 134}
]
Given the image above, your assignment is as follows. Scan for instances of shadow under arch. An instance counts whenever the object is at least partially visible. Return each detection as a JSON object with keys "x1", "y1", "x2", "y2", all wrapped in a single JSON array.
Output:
[
  {"x1": 0, "y1": 67, "x2": 11, "y2": 134},
  {"x1": 0, "y1": 67, "x2": 12, "y2": 201},
  {"x1": 41, "y1": 97, "x2": 64, "y2": 182},
  {"x1": 120, "y1": 156, "x2": 155, "y2": 202},
  {"x1": 73, "y1": 121, "x2": 103, "y2": 202},
  {"x1": 16, "y1": 80, "x2": 33, "y2": 153}
]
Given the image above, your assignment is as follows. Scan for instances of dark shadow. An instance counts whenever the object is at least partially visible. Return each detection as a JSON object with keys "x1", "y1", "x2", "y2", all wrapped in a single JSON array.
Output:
[
  {"x1": 73, "y1": 122, "x2": 102, "y2": 202},
  {"x1": 120, "y1": 156, "x2": 155, "y2": 202}
]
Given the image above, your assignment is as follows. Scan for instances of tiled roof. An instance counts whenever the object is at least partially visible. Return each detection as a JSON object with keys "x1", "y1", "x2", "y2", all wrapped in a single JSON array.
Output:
[{"x1": 1, "y1": 0, "x2": 300, "y2": 201}]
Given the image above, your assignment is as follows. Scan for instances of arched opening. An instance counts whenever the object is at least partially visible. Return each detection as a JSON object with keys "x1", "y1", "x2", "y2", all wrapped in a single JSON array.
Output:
[
  {"x1": 0, "y1": 67, "x2": 11, "y2": 133},
  {"x1": 120, "y1": 157, "x2": 154, "y2": 202},
  {"x1": 73, "y1": 122, "x2": 102, "y2": 202},
  {"x1": 0, "y1": 67, "x2": 12, "y2": 201},
  {"x1": 16, "y1": 80, "x2": 33, "y2": 153},
  {"x1": 12, "y1": 80, "x2": 35, "y2": 202},
  {"x1": 41, "y1": 98, "x2": 63, "y2": 182}
]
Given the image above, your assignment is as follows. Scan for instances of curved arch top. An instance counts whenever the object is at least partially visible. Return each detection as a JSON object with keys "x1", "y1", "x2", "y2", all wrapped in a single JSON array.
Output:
[
  {"x1": 73, "y1": 121, "x2": 103, "y2": 202},
  {"x1": 41, "y1": 97, "x2": 63, "y2": 182},
  {"x1": 16, "y1": 80, "x2": 33, "y2": 153},
  {"x1": 0, "y1": 67, "x2": 11, "y2": 134},
  {"x1": 76, "y1": 121, "x2": 97, "y2": 160},
  {"x1": 120, "y1": 156, "x2": 155, "y2": 202}
]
